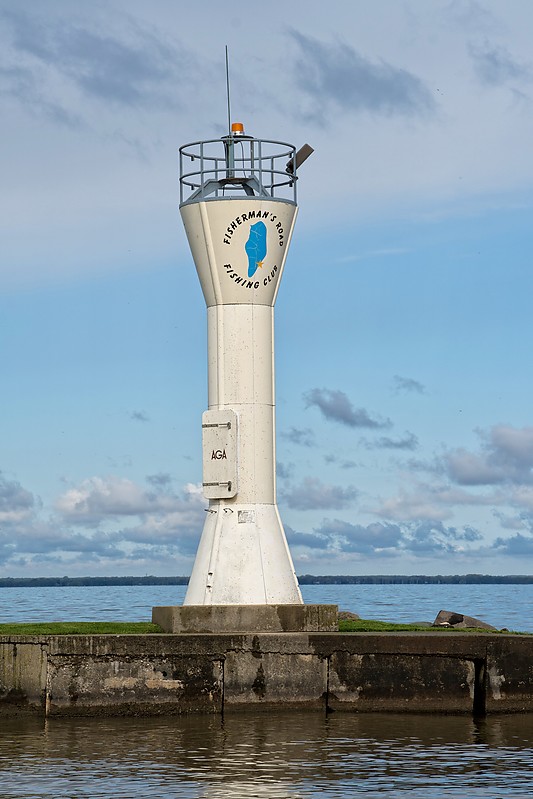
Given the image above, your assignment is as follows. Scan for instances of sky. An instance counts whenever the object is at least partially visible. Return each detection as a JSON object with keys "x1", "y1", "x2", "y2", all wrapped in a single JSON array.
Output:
[{"x1": 1, "y1": 0, "x2": 533, "y2": 578}]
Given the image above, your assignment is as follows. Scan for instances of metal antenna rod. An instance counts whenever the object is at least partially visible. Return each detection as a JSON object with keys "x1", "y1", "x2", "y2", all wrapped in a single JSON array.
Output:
[{"x1": 225, "y1": 46, "x2": 231, "y2": 135}]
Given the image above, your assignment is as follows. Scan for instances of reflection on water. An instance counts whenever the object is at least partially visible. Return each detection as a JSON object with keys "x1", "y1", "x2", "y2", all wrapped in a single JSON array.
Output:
[{"x1": 0, "y1": 712, "x2": 532, "y2": 798}]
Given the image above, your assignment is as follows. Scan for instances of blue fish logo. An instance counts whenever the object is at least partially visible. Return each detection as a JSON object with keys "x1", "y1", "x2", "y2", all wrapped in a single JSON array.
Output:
[{"x1": 245, "y1": 221, "x2": 267, "y2": 277}]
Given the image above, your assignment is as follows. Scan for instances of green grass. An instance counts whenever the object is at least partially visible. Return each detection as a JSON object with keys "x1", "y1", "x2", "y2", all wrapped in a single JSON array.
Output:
[
  {"x1": 338, "y1": 619, "x2": 525, "y2": 633},
  {"x1": 0, "y1": 622, "x2": 163, "y2": 636},
  {"x1": 0, "y1": 620, "x2": 526, "y2": 636},
  {"x1": 1, "y1": 619, "x2": 445, "y2": 635},
  {"x1": 339, "y1": 619, "x2": 433, "y2": 632}
]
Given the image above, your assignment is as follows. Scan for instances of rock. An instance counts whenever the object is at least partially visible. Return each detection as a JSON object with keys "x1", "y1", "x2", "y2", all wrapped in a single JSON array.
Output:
[
  {"x1": 432, "y1": 609, "x2": 497, "y2": 631},
  {"x1": 338, "y1": 610, "x2": 361, "y2": 621}
]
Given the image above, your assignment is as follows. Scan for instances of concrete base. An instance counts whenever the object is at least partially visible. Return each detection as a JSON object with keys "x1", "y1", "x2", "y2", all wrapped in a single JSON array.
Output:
[
  {"x1": 151, "y1": 604, "x2": 338, "y2": 633},
  {"x1": 2, "y1": 632, "x2": 533, "y2": 717}
]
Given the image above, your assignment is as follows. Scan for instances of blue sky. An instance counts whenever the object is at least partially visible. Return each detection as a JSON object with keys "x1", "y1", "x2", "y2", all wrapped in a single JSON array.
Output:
[{"x1": 1, "y1": 0, "x2": 533, "y2": 577}]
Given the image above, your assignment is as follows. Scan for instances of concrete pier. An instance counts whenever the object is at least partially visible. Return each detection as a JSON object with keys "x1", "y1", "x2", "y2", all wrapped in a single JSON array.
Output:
[
  {"x1": 1, "y1": 632, "x2": 532, "y2": 717},
  {"x1": 152, "y1": 604, "x2": 338, "y2": 633}
]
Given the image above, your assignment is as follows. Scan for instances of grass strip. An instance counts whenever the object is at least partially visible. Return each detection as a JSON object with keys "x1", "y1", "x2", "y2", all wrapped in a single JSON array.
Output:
[
  {"x1": 0, "y1": 622, "x2": 163, "y2": 635},
  {"x1": 0, "y1": 620, "x2": 526, "y2": 635},
  {"x1": 339, "y1": 619, "x2": 525, "y2": 633}
]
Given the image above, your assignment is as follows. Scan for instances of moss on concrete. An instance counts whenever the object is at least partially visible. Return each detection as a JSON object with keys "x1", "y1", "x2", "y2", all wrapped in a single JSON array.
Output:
[
  {"x1": 0, "y1": 622, "x2": 163, "y2": 636},
  {"x1": 0, "y1": 619, "x2": 527, "y2": 636},
  {"x1": 338, "y1": 619, "x2": 528, "y2": 633}
]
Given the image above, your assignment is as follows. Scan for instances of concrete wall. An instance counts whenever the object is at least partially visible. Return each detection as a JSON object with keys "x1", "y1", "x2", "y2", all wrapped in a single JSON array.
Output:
[
  {"x1": 0, "y1": 639, "x2": 47, "y2": 712},
  {"x1": 0, "y1": 633, "x2": 531, "y2": 717}
]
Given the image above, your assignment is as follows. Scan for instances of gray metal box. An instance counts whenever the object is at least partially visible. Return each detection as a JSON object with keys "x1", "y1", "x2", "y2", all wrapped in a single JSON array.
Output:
[{"x1": 202, "y1": 409, "x2": 238, "y2": 498}]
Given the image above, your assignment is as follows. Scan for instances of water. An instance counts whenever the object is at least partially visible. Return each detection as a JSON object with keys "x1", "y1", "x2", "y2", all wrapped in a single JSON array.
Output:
[
  {"x1": 0, "y1": 583, "x2": 531, "y2": 631},
  {"x1": 1, "y1": 583, "x2": 532, "y2": 797},
  {"x1": 0, "y1": 712, "x2": 532, "y2": 798}
]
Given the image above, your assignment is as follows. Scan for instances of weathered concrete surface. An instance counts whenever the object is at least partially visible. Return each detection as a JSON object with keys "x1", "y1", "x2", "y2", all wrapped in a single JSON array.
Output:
[
  {"x1": 224, "y1": 632, "x2": 328, "y2": 710},
  {"x1": 0, "y1": 640, "x2": 47, "y2": 713},
  {"x1": 46, "y1": 654, "x2": 222, "y2": 717},
  {"x1": 486, "y1": 637, "x2": 533, "y2": 713},
  {"x1": 152, "y1": 604, "x2": 338, "y2": 633},
  {"x1": 328, "y1": 653, "x2": 475, "y2": 713},
  {"x1": 0, "y1": 632, "x2": 531, "y2": 717}
]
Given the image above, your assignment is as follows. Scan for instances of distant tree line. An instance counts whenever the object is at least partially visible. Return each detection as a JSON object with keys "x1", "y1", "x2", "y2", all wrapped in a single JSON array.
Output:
[
  {"x1": 0, "y1": 574, "x2": 531, "y2": 587},
  {"x1": 298, "y1": 574, "x2": 533, "y2": 585},
  {"x1": 0, "y1": 576, "x2": 189, "y2": 587}
]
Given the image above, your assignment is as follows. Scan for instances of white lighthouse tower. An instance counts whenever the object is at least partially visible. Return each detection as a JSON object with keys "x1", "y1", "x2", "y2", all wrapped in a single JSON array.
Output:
[{"x1": 153, "y1": 124, "x2": 336, "y2": 633}]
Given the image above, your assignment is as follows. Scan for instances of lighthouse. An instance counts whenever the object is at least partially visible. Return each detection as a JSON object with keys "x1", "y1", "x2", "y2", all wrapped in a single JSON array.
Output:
[{"x1": 153, "y1": 124, "x2": 337, "y2": 632}]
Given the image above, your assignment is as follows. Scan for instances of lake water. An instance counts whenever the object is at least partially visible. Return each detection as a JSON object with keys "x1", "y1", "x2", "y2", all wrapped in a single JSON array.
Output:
[
  {"x1": 0, "y1": 582, "x2": 531, "y2": 631},
  {"x1": 1, "y1": 711, "x2": 532, "y2": 798},
  {"x1": 1, "y1": 583, "x2": 532, "y2": 797}
]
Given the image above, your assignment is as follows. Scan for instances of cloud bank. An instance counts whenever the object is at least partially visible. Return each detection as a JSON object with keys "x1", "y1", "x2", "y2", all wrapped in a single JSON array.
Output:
[
  {"x1": 290, "y1": 30, "x2": 435, "y2": 124},
  {"x1": 304, "y1": 388, "x2": 391, "y2": 429}
]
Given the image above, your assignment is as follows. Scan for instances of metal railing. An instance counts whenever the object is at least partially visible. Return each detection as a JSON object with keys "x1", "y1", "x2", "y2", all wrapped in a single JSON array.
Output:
[{"x1": 179, "y1": 136, "x2": 298, "y2": 206}]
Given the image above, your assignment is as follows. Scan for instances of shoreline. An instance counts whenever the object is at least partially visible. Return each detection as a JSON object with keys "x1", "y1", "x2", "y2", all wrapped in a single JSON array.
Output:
[{"x1": 1, "y1": 574, "x2": 533, "y2": 587}]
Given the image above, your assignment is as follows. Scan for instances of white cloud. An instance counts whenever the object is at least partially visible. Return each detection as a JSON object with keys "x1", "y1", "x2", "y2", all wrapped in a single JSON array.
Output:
[
  {"x1": 0, "y1": 471, "x2": 36, "y2": 524},
  {"x1": 493, "y1": 532, "x2": 533, "y2": 556},
  {"x1": 55, "y1": 475, "x2": 203, "y2": 526},
  {"x1": 364, "y1": 432, "x2": 419, "y2": 451},
  {"x1": 469, "y1": 40, "x2": 532, "y2": 88},
  {"x1": 304, "y1": 388, "x2": 391, "y2": 429},
  {"x1": 281, "y1": 427, "x2": 315, "y2": 447},
  {"x1": 281, "y1": 477, "x2": 358, "y2": 511},
  {"x1": 287, "y1": 517, "x2": 483, "y2": 561},
  {"x1": 392, "y1": 375, "x2": 426, "y2": 395},
  {"x1": 374, "y1": 491, "x2": 450, "y2": 523},
  {"x1": 315, "y1": 518, "x2": 403, "y2": 553},
  {"x1": 0, "y1": 471, "x2": 205, "y2": 571},
  {"x1": 444, "y1": 425, "x2": 533, "y2": 486},
  {"x1": 289, "y1": 30, "x2": 435, "y2": 124},
  {"x1": 2, "y1": 1, "x2": 533, "y2": 289}
]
